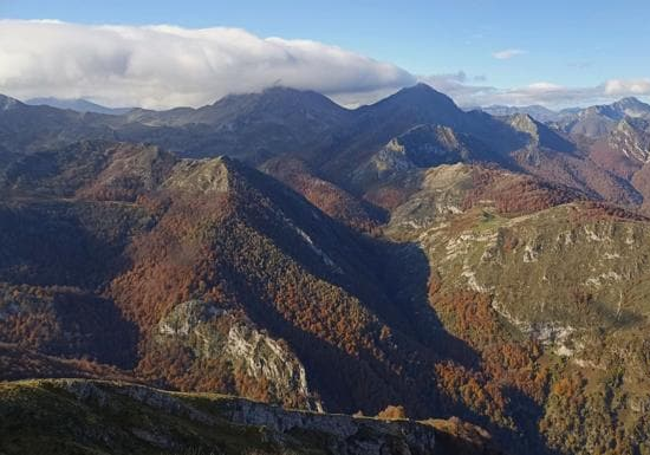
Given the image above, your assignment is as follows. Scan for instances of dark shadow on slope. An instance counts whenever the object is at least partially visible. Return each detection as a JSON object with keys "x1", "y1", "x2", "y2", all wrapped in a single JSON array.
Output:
[
  {"x1": 499, "y1": 387, "x2": 562, "y2": 455},
  {"x1": 229, "y1": 273, "x2": 441, "y2": 416},
  {"x1": 0, "y1": 200, "x2": 146, "y2": 289},
  {"x1": 372, "y1": 239, "x2": 481, "y2": 367},
  {"x1": 369, "y1": 238, "x2": 559, "y2": 455},
  {"x1": 53, "y1": 292, "x2": 140, "y2": 369},
  {"x1": 0, "y1": 199, "x2": 144, "y2": 370},
  {"x1": 220, "y1": 216, "x2": 556, "y2": 453}
]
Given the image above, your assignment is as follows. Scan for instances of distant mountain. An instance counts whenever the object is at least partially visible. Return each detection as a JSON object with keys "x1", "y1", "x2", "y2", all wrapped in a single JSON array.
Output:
[
  {"x1": 481, "y1": 98, "x2": 650, "y2": 140},
  {"x1": 2, "y1": 85, "x2": 645, "y2": 213},
  {"x1": 117, "y1": 86, "x2": 355, "y2": 164},
  {"x1": 0, "y1": 94, "x2": 22, "y2": 111},
  {"x1": 587, "y1": 116, "x2": 650, "y2": 208},
  {"x1": 318, "y1": 84, "x2": 528, "y2": 181},
  {"x1": 121, "y1": 82, "x2": 495, "y2": 172},
  {"x1": 505, "y1": 112, "x2": 644, "y2": 206},
  {"x1": 556, "y1": 97, "x2": 650, "y2": 139},
  {"x1": 505, "y1": 113, "x2": 575, "y2": 153},
  {"x1": 357, "y1": 83, "x2": 466, "y2": 127},
  {"x1": 607, "y1": 117, "x2": 650, "y2": 164},
  {"x1": 586, "y1": 97, "x2": 650, "y2": 121},
  {"x1": 3, "y1": 86, "x2": 649, "y2": 210},
  {"x1": 0, "y1": 94, "x2": 117, "y2": 153},
  {"x1": 480, "y1": 104, "x2": 561, "y2": 122},
  {"x1": 43, "y1": 83, "x2": 520, "y2": 182},
  {"x1": 534, "y1": 97, "x2": 650, "y2": 206},
  {"x1": 125, "y1": 86, "x2": 352, "y2": 127},
  {"x1": 25, "y1": 97, "x2": 133, "y2": 115},
  {"x1": 609, "y1": 96, "x2": 650, "y2": 118},
  {"x1": 352, "y1": 123, "x2": 494, "y2": 190}
]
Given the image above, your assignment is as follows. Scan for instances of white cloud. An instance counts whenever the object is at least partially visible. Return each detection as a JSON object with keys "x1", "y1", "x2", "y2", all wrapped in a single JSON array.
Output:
[
  {"x1": 525, "y1": 82, "x2": 564, "y2": 91},
  {"x1": 604, "y1": 78, "x2": 650, "y2": 96},
  {"x1": 0, "y1": 20, "x2": 647, "y2": 111},
  {"x1": 417, "y1": 76, "x2": 650, "y2": 109},
  {"x1": 0, "y1": 20, "x2": 415, "y2": 109},
  {"x1": 490, "y1": 79, "x2": 650, "y2": 107},
  {"x1": 492, "y1": 49, "x2": 527, "y2": 60},
  {"x1": 417, "y1": 72, "x2": 493, "y2": 103}
]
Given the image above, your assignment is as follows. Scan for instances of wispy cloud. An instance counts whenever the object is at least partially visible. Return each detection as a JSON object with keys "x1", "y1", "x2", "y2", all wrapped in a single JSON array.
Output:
[
  {"x1": 0, "y1": 20, "x2": 415, "y2": 109},
  {"x1": 492, "y1": 49, "x2": 527, "y2": 60},
  {"x1": 416, "y1": 76, "x2": 650, "y2": 108}
]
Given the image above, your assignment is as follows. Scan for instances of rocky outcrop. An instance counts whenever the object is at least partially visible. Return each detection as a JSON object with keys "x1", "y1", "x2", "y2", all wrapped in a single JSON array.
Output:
[
  {"x1": 608, "y1": 117, "x2": 650, "y2": 164},
  {"x1": 354, "y1": 125, "x2": 479, "y2": 187},
  {"x1": 1, "y1": 379, "x2": 439, "y2": 455},
  {"x1": 506, "y1": 113, "x2": 575, "y2": 155},
  {"x1": 156, "y1": 299, "x2": 322, "y2": 410}
]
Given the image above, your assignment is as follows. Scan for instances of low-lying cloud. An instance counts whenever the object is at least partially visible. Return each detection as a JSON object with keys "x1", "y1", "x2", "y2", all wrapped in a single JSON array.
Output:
[
  {"x1": 0, "y1": 20, "x2": 648, "y2": 110},
  {"x1": 0, "y1": 20, "x2": 415, "y2": 109},
  {"x1": 604, "y1": 79, "x2": 650, "y2": 96},
  {"x1": 419, "y1": 76, "x2": 650, "y2": 109}
]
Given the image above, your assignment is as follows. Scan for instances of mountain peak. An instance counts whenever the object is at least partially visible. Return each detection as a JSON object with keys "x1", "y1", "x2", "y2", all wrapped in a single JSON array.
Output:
[
  {"x1": 200, "y1": 85, "x2": 352, "y2": 127},
  {"x1": 364, "y1": 83, "x2": 462, "y2": 123},
  {"x1": 0, "y1": 94, "x2": 23, "y2": 111},
  {"x1": 410, "y1": 82, "x2": 441, "y2": 91},
  {"x1": 507, "y1": 112, "x2": 575, "y2": 152},
  {"x1": 581, "y1": 96, "x2": 650, "y2": 121},
  {"x1": 615, "y1": 96, "x2": 645, "y2": 105},
  {"x1": 216, "y1": 85, "x2": 346, "y2": 111},
  {"x1": 162, "y1": 156, "x2": 232, "y2": 195},
  {"x1": 260, "y1": 85, "x2": 318, "y2": 96},
  {"x1": 390, "y1": 83, "x2": 457, "y2": 104},
  {"x1": 612, "y1": 96, "x2": 650, "y2": 114},
  {"x1": 510, "y1": 112, "x2": 536, "y2": 123},
  {"x1": 480, "y1": 104, "x2": 560, "y2": 122},
  {"x1": 25, "y1": 97, "x2": 131, "y2": 115},
  {"x1": 507, "y1": 113, "x2": 541, "y2": 138}
]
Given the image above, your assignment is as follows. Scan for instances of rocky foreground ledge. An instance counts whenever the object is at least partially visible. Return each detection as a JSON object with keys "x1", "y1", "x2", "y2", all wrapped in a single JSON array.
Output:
[{"x1": 0, "y1": 379, "x2": 498, "y2": 455}]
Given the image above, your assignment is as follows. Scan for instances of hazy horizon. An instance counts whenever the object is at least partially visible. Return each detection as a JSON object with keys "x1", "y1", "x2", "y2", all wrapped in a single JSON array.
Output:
[{"x1": 13, "y1": 83, "x2": 650, "y2": 114}]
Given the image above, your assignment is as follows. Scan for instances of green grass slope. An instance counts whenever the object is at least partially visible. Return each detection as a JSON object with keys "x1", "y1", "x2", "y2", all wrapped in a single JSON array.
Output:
[{"x1": 0, "y1": 379, "x2": 495, "y2": 455}]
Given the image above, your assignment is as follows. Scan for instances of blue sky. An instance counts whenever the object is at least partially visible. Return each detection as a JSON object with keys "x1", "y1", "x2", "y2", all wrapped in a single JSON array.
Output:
[{"x1": 1, "y1": 0, "x2": 649, "y2": 108}]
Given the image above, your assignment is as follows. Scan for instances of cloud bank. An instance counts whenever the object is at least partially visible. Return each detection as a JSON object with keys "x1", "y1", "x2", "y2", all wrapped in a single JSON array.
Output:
[
  {"x1": 0, "y1": 20, "x2": 415, "y2": 109},
  {"x1": 0, "y1": 20, "x2": 648, "y2": 110}
]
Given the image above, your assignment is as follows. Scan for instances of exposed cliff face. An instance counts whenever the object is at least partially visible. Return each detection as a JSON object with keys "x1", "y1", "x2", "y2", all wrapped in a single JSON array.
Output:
[
  {"x1": 608, "y1": 117, "x2": 650, "y2": 164},
  {"x1": 352, "y1": 124, "x2": 491, "y2": 189},
  {"x1": 0, "y1": 379, "x2": 444, "y2": 455},
  {"x1": 156, "y1": 300, "x2": 322, "y2": 411},
  {"x1": 505, "y1": 113, "x2": 575, "y2": 155},
  {"x1": 162, "y1": 157, "x2": 232, "y2": 194}
]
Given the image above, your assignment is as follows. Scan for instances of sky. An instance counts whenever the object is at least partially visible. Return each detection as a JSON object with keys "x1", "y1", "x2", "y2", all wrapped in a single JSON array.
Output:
[{"x1": 1, "y1": 0, "x2": 649, "y2": 109}]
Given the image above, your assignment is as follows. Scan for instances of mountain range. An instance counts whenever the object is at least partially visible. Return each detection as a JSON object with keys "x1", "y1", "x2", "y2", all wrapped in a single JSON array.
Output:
[
  {"x1": 25, "y1": 97, "x2": 133, "y2": 115},
  {"x1": 2, "y1": 84, "x2": 650, "y2": 455}
]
